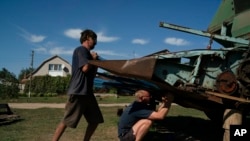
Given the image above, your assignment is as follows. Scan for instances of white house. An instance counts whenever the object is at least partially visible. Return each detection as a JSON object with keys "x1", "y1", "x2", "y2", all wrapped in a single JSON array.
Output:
[
  {"x1": 19, "y1": 55, "x2": 72, "y2": 93},
  {"x1": 32, "y1": 55, "x2": 71, "y2": 77}
]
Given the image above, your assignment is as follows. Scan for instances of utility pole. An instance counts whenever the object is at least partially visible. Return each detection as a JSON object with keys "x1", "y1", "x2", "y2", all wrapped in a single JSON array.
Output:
[
  {"x1": 28, "y1": 50, "x2": 34, "y2": 98},
  {"x1": 133, "y1": 50, "x2": 136, "y2": 59}
]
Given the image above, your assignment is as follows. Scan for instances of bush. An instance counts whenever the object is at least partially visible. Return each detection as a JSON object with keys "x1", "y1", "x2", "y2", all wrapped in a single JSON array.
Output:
[
  {"x1": 24, "y1": 75, "x2": 70, "y2": 96},
  {"x1": 0, "y1": 68, "x2": 19, "y2": 99}
]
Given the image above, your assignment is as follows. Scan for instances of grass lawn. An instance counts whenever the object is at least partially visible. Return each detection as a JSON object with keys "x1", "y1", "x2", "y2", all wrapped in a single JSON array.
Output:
[
  {"x1": 0, "y1": 104, "x2": 226, "y2": 141},
  {"x1": 0, "y1": 94, "x2": 134, "y2": 104},
  {"x1": 3, "y1": 95, "x2": 244, "y2": 140}
]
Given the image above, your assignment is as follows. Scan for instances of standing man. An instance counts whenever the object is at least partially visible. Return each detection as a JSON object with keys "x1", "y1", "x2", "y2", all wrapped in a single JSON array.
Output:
[
  {"x1": 118, "y1": 89, "x2": 174, "y2": 141},
  {"x1": 52, "y1": 29, "x2": 104, "y2": 141}
]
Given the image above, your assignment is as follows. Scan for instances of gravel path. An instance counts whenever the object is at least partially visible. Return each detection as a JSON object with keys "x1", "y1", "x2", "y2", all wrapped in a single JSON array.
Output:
[{"x1": 8, "y1": 103, "x2": 129, "y2": 109}]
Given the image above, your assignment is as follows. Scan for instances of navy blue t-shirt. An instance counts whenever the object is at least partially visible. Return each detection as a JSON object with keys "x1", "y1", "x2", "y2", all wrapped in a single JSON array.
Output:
[
  {"x1": 118, "y1": 101, "x2": 153, "y2": 137},
  {"x1": 67, "y1": 46, "x2": 96, "y2": 95}
]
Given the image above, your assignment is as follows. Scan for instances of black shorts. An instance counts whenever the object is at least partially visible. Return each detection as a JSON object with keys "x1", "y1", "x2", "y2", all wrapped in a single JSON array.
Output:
[
  {"x1": 119, "y1": 129, "x2": 136, "y2": 141},
  {"x1": 62, "y1": 94, "x2": 104, "y2": 128}
]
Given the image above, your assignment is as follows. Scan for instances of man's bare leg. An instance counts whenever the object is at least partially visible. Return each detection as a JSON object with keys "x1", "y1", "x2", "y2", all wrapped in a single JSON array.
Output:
[
  {"x1": 223, "y1": 109, "x2": 242, "y2": 141},
  {"x1": 83, "y1": 123, "x2": 98, "y2": 141},
  {"x1": 52, "y1": 122, "x2": 67, "y2": 141},
  {"x1": 132, "y1": 119, "x2": 153, "y2": 141}
]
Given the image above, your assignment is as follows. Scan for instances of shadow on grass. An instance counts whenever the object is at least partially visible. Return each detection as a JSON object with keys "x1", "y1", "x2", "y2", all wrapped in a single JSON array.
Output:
[
  {"x1": 143, "y1": 116, "x2": 224, "y2": 141},
  {"x1": 0, "y1": 118, "x2": 23, "y2": 126}
]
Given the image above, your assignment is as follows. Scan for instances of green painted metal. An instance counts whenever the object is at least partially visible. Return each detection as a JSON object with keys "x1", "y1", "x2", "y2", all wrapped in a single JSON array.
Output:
[
  {"x1": 160, "y1": 22, "x2": 250, "y2": 46},
  {"x1": 208, "y1": 0, "x2": 235, "y2": 33},
  {"x1": 161, "y1": 0, "x2": 250, "y2": 48},
  {"x1": 232, "y1": 10, "x2": 250, "y2": 38},
  {"x1": 208, "y1": 0, "x2": 250, "y2": 43}
]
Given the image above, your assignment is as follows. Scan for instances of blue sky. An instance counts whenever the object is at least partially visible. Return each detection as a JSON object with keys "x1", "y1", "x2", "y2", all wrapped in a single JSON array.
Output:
[{"x1": 0, "y1": 0, "x2": 222, "y2": 77}]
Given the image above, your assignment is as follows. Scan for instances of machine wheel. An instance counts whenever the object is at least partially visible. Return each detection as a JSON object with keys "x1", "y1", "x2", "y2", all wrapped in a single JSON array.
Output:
[{"x1": 216, "y1": 71, "x2": 237, "y2": 95}]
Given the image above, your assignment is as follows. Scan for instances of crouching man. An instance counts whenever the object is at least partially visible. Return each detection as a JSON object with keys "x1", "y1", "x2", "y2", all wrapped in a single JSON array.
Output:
[{"x1": 118, "y1": 89, "x2": 174, "y2": 141}]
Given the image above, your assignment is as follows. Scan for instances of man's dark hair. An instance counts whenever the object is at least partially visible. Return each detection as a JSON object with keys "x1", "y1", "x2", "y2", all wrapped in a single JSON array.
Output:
[{"x1": 80, "y1": 29, "x2": 97, "y2": 44}]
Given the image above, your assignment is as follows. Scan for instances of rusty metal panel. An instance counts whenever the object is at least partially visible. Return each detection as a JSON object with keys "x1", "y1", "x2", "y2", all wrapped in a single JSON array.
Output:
[{"x1": 89, "y1": 57, "x2": 157, "y2": 80}]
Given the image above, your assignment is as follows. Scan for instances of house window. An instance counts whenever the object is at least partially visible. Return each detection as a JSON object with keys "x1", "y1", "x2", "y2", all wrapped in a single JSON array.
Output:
[{"x1": 49, "y1": 64, "x2": 62, "y2": 71}]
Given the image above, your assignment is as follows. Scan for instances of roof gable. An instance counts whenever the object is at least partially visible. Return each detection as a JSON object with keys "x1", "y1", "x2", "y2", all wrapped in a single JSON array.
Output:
[{"x1": 32, "y1": 55, "x2": 71, "y2": 75}]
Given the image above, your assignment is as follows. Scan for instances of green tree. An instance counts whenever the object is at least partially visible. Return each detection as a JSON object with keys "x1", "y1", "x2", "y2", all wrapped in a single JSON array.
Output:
[
  {"x1": 18, "y1": 67, "x2": 35, "y2": 81},
  {"x1": 0, "y1": 68, "x2": 19, "y2": 99}
]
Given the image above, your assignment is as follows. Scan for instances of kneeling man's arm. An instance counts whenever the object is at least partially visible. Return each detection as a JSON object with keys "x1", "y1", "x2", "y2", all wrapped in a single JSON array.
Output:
[{"x1": 148, "y1": 94, "x2": 174, "y2": 120}]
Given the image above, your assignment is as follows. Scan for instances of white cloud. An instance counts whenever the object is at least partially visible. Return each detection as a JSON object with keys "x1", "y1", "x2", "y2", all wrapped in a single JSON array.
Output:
[
  {"x1": 132, "y1": 39, "x2": 149, "y2": 45},
  {"x1": 95, "y1": 50, "x2": 128, "y2": 58},
  {"x1": 95, "y1": 50, "x2": 119, "y2": 56},
  {"x1": 29, "y1": 35, "x2": 46, "y2": 43},
  {"x1": 34, "y1": 42, "x2": 73, "y2": 55},
  {"x1": 17, "y1": 26, "x2": 120, "y2": 57},
  {"x1": 17, "y1": 26, "x2": 46, "y2": 43},
  {"x1": 64, "y1": 29, "x2": 119, "y2": 43},
  {"x1": 34, "y1": 47, "x2": 47, "y2": 53},
  {"x1": 64, "y1": 28, "x2": 82, "y2": 39},
  {"x1": 164, "y1": 37, "x2": 190, "y2": 46},
  {"x1": 15, "y1": 25, "x2": 73, "y2": 56},
  {"x1": 97, "y1": 32, "x2": 119, "y2": 42},
  {"x1": 35, "y1": 46, "x2": 73, "y2": 55},
  {"x1": 49, "y1": 47, "x2": 73, "y2": 55}
]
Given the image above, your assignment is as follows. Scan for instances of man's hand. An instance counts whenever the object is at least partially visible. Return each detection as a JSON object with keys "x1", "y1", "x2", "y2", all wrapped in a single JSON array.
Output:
[
  {"x1": 160, "y1": 94, "x2": 174, "y2": 108},
  {"x1": 91, "y1": 51, "x2": 99, "y2": 60},
  {"x1": 162, "y1": 94, "x2": 174, "y2": 103}
]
